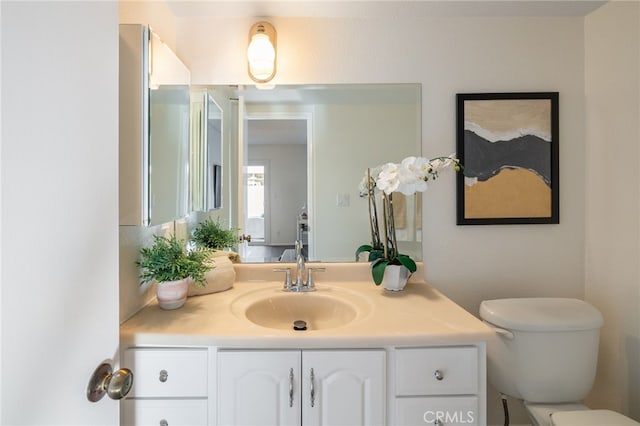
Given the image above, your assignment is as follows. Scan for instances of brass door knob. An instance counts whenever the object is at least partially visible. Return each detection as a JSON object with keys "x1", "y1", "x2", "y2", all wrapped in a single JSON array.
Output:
[{"x1": 87, "y1": 362, "x2": 134, "y2": 402}]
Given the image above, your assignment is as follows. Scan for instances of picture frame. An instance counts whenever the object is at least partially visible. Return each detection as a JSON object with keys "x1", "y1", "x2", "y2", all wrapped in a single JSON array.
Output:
[{"x1": 456, "y1": 92, "x2": 559, "y2": 225}]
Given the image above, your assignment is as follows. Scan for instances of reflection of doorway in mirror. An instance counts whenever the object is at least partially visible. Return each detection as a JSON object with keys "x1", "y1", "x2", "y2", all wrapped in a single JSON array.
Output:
[
  {"x1": 245, "y1": 114, "x2": 311, "y2": 261},
  {"x1": 246, "y1": 163, "x2": 267, "y2": 242}
]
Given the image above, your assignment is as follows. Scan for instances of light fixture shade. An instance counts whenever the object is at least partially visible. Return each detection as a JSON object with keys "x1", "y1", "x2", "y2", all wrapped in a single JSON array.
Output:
[{"x1": 247, "y1": 22, "x2": 276, "y2": 83}]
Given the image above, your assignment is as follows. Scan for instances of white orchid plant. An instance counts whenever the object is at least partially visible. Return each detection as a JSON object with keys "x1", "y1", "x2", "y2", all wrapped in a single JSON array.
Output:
[{"x1": 356, "y1": 154, "x2": 462, "y2": 285}]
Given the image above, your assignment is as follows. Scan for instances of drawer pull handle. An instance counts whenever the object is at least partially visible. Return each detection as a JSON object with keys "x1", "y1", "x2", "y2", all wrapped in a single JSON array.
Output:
[
  {"x1": 160, "y1": 420, "x2": 168, "y2": 426},
  {"x1": 159, "y1": 370, "x2": 168, "y2": 383},
  {"x1": 434, "y1": 369, "x2": 444, "y2": 381},
  {"x1": 289, "y1": 368, "x2": 294, "y2": 407},
  {"x1": 310, "y1": 368, "x2": 315, "y2": 408}
]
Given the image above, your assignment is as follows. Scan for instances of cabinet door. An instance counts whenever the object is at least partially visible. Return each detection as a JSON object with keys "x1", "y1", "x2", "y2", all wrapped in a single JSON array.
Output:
[
  {"x1": 302, "y1": 350, "x2": 386, "y2": 426},
  {"x1": 218, "y1": 350, "x2": 301, "y2": 426}
]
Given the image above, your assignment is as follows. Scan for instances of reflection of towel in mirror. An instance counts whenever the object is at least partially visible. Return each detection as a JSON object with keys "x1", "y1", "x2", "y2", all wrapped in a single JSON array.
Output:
[
  {"x1": 393, "y1": 193, "x2": 407, "y2": 229},
  {"x1": 188, "y1": 253, "x2": 235, "y2": 296},
  {"x1": 415, "y1": 192, "x2": 422, "y2": 230}
]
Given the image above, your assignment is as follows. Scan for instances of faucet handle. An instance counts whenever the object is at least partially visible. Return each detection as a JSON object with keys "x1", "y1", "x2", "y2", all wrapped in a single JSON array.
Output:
[
  {"x1": 305, "y1": 267, "x2": 325, "y2": 290},
  {"x1": 273, "y1": 268, "x2": 292, "y2": 290}
]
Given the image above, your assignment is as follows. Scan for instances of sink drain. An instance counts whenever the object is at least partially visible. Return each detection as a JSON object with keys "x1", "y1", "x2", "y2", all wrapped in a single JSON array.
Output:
[{"x1": 293, "y1": 320, "x2": 307, "y2": 331}]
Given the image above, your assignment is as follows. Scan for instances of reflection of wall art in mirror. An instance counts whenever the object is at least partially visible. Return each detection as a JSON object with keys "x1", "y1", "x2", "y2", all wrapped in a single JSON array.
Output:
[{"x1": 456, "y1": 92, "x2": 559, "y2": 225}]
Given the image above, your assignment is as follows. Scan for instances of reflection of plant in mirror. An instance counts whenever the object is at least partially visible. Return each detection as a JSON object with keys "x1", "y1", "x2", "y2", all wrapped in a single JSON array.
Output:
[
  {"x1": 137, "y1": 235, "x2": 212, "y2": 287},
  {"x1": 192, "y1": 218, "x2": 239, "y2": 251},
  {"x1": 357, "y1": 155, "x2": 462, "y2": 285}
]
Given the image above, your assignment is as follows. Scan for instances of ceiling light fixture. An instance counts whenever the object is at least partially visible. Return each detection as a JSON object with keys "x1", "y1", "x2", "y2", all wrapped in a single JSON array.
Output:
[{"x1": 247, "y1": 21, "x2": 277, "y2": 83}]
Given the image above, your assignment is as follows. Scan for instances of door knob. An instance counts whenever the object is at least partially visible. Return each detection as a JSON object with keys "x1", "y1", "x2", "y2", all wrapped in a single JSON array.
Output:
[{"x1": 86, "y1": 362, "x2": 134, "y2": 402}]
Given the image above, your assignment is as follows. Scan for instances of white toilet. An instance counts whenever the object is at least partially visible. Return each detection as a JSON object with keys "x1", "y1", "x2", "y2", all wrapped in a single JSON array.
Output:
[{"x1": 479, "y1": 297, "x2": 639, "y2": 426}]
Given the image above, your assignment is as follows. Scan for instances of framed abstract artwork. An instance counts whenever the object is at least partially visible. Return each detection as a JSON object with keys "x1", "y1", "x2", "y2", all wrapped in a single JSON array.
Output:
[{"x1": 456, "y1": 92, "x2": 559, "y2": 225}]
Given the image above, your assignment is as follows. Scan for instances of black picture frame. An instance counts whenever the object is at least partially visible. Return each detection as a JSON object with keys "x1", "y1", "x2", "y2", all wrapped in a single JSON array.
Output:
[
  {"x1": 212, "y1": 164, "x2": 222, "y2": 210},
  {"x1": 456, "y1": 92, "x2": 559, "y2": 225}
]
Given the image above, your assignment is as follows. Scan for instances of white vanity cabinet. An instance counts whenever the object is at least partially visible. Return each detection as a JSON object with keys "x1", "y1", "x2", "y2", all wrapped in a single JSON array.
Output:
[
  {"x1": 121, "y1": 347, "x2": 209, "y2": 426},
  {"x1": 217, "y1": 349, "x2": 386, "y2": 426},
  {"x1": 120, "y1": 344, "x2": 485, "y2": 425},
  {"x1": 393, "y1": 346, "x2": 483, "y2": 426}
]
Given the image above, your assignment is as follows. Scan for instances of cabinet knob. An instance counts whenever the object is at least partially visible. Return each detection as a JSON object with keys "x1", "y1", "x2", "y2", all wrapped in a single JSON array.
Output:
[
  {"x1": 434, "y1": 369, "x2": 444, "y2": 381},
  {"x1": 434, "y1": 420, "x2": 443, "y2": 426},
  {"x1": 160, "y1": 420, "x2": 168, "y2": 426},
  {"x1": 159, "y1": 369, "x2": 168, "y2": 383}
]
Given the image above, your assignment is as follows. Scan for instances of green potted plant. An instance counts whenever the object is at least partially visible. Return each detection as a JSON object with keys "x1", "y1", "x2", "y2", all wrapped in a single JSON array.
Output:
[
  {"x1": 137, "y1": 234, "x2": 212, "y2": 310},
  {"x1": 357, "y1": 155, "x2": 461, "y2": 290},
  {"x1": 192, "y1": 218, "x2": 239, "y2": 251}
]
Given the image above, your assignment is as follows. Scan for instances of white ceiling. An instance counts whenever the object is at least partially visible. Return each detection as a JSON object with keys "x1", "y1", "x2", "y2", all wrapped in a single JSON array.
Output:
[{"x1": 168, "y1": 0, "x2": 606, "y2": 18}]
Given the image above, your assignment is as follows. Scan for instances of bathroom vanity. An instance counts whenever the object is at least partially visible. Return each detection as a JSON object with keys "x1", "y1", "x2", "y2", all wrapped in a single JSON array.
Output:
[{"x1": 120, "y1": 263, "x2": 491, "y2": 425}]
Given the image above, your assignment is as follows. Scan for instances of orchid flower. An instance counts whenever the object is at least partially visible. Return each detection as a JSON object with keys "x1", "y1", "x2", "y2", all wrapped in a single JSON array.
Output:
[{"x1": 357, "y1": 153, "x2": 462, "y2": 285}]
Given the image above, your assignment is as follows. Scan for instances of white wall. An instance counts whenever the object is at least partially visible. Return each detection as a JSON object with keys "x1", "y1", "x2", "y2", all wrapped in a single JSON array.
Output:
[
  {"x1": 177, "y1": 15, "x2": 587, "y2": 303},
  {"x1": 584, "y1": 2, "x2": 640, "y2": 420}
]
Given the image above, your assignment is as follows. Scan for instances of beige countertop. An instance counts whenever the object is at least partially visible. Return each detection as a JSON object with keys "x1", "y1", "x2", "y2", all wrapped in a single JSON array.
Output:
[{"x1": 120, "y1": 263, "x2": 492, "y2": 348}]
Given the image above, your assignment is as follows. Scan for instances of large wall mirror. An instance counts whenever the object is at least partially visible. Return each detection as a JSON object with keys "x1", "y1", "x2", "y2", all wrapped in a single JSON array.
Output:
[{"x1": 201, "y1": 83, "x2": 422, "y2": 263}]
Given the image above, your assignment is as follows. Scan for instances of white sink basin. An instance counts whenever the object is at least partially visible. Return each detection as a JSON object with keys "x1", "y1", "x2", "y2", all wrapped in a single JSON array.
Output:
[{"x1": 231, "y1": 285, "x2": 372, "y2": 331}]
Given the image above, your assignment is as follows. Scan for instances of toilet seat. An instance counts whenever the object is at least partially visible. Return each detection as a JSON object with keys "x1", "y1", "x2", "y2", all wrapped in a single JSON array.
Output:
[
  {"x1": 524, "y1": 402, "x2": 588, "y2": 426},
  {"x1": 551, "y1": 409, "x2": 640, "y2": 425}
]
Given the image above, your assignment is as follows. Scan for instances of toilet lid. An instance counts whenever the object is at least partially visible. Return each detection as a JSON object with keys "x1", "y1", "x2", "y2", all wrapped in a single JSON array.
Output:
[{"x1": 551, "y1": 409, "x2": 640, "y2": 425}]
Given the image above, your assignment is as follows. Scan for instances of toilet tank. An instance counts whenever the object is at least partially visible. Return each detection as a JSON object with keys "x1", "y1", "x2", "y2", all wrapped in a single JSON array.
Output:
[{"x1": 479, "y1": 298, "x2": 603, "y2": 403}]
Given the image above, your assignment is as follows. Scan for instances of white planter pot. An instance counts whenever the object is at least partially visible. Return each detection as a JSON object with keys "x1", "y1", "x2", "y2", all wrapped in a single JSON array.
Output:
[
  {"x1": 382, "y1": 265, "x2": 410, "y2": 291},
  {"x1": 188, "y1": 254, "x2": 235, "y2": 297},
  {"x1": 156, "y1": 278, "x2": 189, "y2": 310}
]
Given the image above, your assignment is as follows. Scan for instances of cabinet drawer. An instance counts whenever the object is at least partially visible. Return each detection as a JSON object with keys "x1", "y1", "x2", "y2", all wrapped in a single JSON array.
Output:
[
  {"x1": 395, "y1": 396, "x2": 479, "y2": 426},
  {"x1": 122, "y1": 399, "x2": 207, "y2": 426},
  {"x1": 396, "y1": 346, "x2": 478, "y2": 396},
  {"x1": 124, "y1": 348, "x2": 208, "y2": 397}
]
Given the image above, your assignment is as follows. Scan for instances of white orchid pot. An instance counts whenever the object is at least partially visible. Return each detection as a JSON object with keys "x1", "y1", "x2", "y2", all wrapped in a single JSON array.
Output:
[
  {"x1": 382, "y1": 264, "x2": 410, "y2": 291},
  {"x1": 156, "y1": 278, "x2": 190, "y2": 310}
]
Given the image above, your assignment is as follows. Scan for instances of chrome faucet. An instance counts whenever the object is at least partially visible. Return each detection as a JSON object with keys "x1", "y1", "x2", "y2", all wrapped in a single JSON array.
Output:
[
  {"x1": 294, "y1": 240, "x2": 306, "y2": 288},
  {"x1": 273, "y1": 240, "x2": 324, "y2": 292}
]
